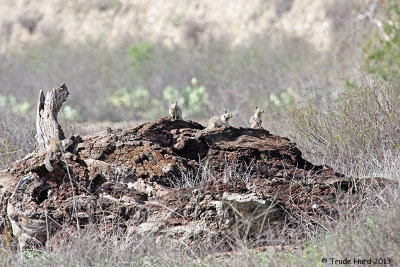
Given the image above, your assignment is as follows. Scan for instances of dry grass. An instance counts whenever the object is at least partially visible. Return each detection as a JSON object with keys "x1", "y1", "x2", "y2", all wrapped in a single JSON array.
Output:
[
  {"x1": 0, "y1": 165, "x2": 398, "y2": 266},
  {"x1": 168, "y1": 159, "x2": 256, "y2": 188},
  {"x1": 285, "y1": 78, "x2": 400, "y2": 178},
  {"x1": 0, "y1": 113, "x2": 36, "y2": 168}
]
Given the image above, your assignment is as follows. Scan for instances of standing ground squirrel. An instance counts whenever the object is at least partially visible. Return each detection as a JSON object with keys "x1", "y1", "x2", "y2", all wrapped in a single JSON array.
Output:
[
  {"x1": 169, "y1": 101, "x2": 182, "y2": 120},
  {"x1": 44, "y1": 138, "x2": 73, "y2": 171},
  {"x1": 249, "y1": 106, "x2": 264, "y2": 129}
]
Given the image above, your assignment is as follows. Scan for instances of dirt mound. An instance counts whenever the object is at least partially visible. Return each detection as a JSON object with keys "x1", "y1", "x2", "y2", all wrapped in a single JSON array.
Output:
[{"x1": 0, "y1": 117, "x2": 395, "y2": 250}]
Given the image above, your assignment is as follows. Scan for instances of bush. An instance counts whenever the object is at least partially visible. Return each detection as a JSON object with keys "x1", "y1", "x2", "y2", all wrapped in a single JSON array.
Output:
[
  {"x1": 126, "y1": 41, "x2": 153, "y2": 70},
  {"x1": 289, "y1": 78, "x2": 400, "y2": 178},
  {"x1": 363, "y1": 0, "x2": 400, "y2": 80}
]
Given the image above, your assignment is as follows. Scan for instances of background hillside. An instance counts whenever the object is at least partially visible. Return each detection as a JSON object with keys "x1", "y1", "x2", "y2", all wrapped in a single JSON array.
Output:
[{"x1": 1, "y1": 0, "x2": 357, "y2": 52}]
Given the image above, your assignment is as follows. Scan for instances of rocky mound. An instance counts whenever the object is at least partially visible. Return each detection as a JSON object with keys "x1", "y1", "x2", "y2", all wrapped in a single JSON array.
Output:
[{"x1": 0, "y1": 117, "x2": 395, "y2": 251}]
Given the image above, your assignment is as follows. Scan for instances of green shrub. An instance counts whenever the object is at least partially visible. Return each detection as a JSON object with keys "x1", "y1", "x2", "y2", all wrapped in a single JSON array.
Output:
[
  {"x1": 62, "y1": 105, "x2": 83, "y2": 122},
  {"x1": 265, "y1": 88, "x2": 296, "y2": 110},
  {"x1": 363, "y1": 0, "x2": 400, "y2": 80},
  {"x1": 126, "y1": 41, "x2": 153, "y2": 69},
  {"x1": 107, "y1": 87, "x2": 162, "y2": 119},
  {"x1": 0, "y1": 94, "x2": 33, "y2": 115}
]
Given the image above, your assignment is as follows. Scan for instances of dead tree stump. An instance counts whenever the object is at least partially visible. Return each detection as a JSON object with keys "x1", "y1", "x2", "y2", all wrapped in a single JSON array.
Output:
[{"x1": 35, "y1": 83, "x2": 69, "y2": 153}]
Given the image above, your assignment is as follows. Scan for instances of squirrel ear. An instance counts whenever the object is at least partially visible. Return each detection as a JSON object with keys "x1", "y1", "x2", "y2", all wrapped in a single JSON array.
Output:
[{"x1": 224, "y1": 110, "x2": 227, "y2": 113}]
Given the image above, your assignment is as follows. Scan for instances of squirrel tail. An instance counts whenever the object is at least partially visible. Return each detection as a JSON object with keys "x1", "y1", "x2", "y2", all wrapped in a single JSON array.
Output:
[
  {"x1": 44, "y1": 152, "x2": 54, "y2": 172},
  {"x1": 195, "y1": 127, "x2": 209, "y2": 139}
]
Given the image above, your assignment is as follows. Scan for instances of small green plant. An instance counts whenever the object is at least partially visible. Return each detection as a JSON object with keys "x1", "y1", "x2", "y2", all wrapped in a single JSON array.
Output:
[
  {"x1": 265, "y1": 88, "x2": 296, "y2": 110},
  {"x1": 62, "y1": 105, "x2": 82, "y2": 122},
  {"x1": 168, "y1": 13, "x2": 183, "y2": 28},
  {"x1": 0, "y1": 94, "x2": 33, "y2": 116},
  {"x1": 107, "y1": 87, "x2": 162, "y2": 119},
  {"x1": 126, "y1": 41, "x2": 153, "y2": 69},
  {"x1": 96, "y1": 0, "x2": 121, "y2": 11},
  {"x1": 107, "y1": 87, "x2": 132, "y2": 108},
  {"x1": 363, "y1": 0, "x2": 400, "y2": 80},
  {"x1": 24, "y1": 250, "x2": 45, "y2": 264}
]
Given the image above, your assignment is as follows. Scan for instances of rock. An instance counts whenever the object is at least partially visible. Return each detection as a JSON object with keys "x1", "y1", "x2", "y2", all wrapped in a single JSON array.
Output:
[{"x1": 0, "y1": 117, "x2": 396, "y2": 251}]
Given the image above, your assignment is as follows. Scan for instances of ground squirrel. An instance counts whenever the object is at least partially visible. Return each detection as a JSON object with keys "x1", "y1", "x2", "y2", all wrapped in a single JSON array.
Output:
[
  {"x1": 195, "y1": 111, "x2": 233, "y2": 139},
  {"x1": 249, "y1": 106, "x2": 264, "y2": 129},
  {"x1": 169, "y1": 101, "x2": 182, "y2": 120},
  {"x1": 206, "y1": 110, "x2": 233, "y2": 130},
  {"x1": 44, "y1": 138, "x2": 73, "y2": 171}
]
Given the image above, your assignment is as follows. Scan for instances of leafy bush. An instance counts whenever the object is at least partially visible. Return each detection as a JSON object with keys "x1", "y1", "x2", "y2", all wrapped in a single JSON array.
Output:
[
  {"x1": 0, "y1": 94, "x2": 33, "y2": 115},
  {"x1": 107, "y1": 86, "x2": 162, "y2": 119},
  {"x1": 265, "y1": 88, "x2": 296, "y2": 110},
  {"x1": 363, "y1": 0, "x2": 400, "y2": 80},
  {"x1": 62, "y1": 105, "x2": 83, "y2": 122},
  {"x1": 126, "y1": 41, "x2": 153, "y2": 70}
]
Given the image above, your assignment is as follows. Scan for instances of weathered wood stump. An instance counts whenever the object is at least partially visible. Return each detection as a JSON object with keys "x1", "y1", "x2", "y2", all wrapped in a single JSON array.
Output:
[{"x1": 35, "y1": 83, "x2": 69, "y2": 153}]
